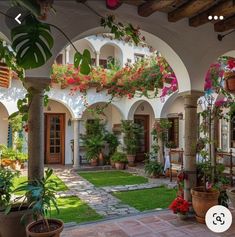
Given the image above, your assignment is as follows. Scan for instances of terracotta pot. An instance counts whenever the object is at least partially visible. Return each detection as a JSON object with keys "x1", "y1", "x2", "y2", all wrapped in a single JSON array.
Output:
[
  {"x1": 127, "y1": 154, "x2": 135, "y2": 167},
  {"x1": 226, "y1": 188, "x2": 235, "y2": 208},
  {"x1": 224, "y1": 72, "x2": 235, "y2": 94},
  {"x1": 191, "y1": 187, "x2": 219, "y2": 223},
  {"x1": 26, "y1": 219, "x2": 63, "y2": 237},
  {"x1": 90, "y1": 158, "x2": 98, "y2": 166},
  {"x1": 115, "y1": 162, "x2": 125, "y2": 170},
  {"x1": 0, "y1": 206, "x2": 32, "y2": 237},
  {"x1": 98, "y1": 153, "x2": 104, "y2": 166}
]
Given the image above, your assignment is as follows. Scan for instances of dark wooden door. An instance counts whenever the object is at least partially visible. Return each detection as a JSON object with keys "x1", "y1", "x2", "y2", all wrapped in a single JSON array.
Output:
[
  {"x1": 45, "y1": 114, "x2": 65, "y2": 164},
  {"x1": 134, "y1": 115, "x2": 149, "y2": 162}
]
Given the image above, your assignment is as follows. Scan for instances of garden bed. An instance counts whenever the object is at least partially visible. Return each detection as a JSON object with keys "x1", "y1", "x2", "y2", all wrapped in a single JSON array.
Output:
[{"x1": 78, "y1": 171, "x2": 148, "y2": 187}]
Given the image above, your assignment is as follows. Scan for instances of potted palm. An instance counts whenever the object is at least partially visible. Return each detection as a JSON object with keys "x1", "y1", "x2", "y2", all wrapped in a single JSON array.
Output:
[
  {"x1": 83, "y1": 135, "x2": 105, "y2": 166},
  {"x1": 121, "y1": 120, "x2": 141, "y2": 166},
  {"x1": 111, "y1": 152, "x2": 128, "y2": 170},
  {"x1": 0, "y1": 167, "x2": 31, "y2": 237},
  {"x1": 16, "y1": 169, "x2": 64, "y2": 237}
]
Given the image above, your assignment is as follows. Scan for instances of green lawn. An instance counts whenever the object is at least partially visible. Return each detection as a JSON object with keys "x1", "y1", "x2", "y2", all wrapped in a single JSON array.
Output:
[
  {"x1": 113, "y1": 187, "x2": 177, "y2": 211},
  {"x1": 13, "y1": 174, "x2": 68, "y2": 195},
  {"x1": 50, "y1": 196, "x2": 102, "y2": 223},
  {"x1": 78, "y1": 171, "x2": 148, "y2": 187}
]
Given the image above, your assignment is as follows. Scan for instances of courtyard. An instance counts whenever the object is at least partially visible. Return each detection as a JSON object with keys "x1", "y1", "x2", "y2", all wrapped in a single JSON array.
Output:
[{"x1": 0, "y1": 0, "x2": 235, "y2": 237}]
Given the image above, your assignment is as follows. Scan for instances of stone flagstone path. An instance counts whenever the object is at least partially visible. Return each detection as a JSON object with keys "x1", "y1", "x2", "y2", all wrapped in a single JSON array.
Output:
[{"x1": 53, "y1": 167, "x2": 177, "y2": 218}]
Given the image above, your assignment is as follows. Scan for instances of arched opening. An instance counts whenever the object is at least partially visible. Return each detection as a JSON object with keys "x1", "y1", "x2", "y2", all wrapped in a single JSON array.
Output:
[
  {"x1": 99, "y1": 42, "x2": 123, "y2": 68},
  {"x1": 44, "y1": 99, "x2": 74, "y2": 165},
  {"x1": 128, "y1": 100, "x2": 155, "y2": 162}
]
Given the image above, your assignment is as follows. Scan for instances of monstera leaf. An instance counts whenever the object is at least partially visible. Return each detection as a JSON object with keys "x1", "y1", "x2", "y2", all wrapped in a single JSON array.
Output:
[
  {"x1": 74, "y1": 49, "x2": 91, "y2": 75},
  {"x1": 11, "y1": 15, "x2": 53, "y2": 70}
]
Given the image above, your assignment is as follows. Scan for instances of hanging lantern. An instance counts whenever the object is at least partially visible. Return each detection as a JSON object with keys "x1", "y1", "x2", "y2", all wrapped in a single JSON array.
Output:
[
  {"x1": 0, "y1": 62, "x2": 11, "y2": 88},
  {"x1": 224, "y1": 71, "x2": 235, "y2": 94}
]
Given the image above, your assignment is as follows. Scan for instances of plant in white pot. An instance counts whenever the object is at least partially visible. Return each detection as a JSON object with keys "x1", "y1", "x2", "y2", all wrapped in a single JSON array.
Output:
[{"x1": 16, "y1": 169, "x2": 63, "y2": 237}]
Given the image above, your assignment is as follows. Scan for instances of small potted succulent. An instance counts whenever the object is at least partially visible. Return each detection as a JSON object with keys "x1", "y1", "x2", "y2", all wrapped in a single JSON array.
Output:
[
  {"x1": 144, "y1": 160, "x2": 163, "y2": 178},
  {"x1": 169, "y1": 197, "x2": 189, "y2": 220},
  {"x1": 110, "y1": 152, "x2": 128, "y2": 170},
  {"x1": 16, "y1": 169, "x2": 64, "y2": 237}
]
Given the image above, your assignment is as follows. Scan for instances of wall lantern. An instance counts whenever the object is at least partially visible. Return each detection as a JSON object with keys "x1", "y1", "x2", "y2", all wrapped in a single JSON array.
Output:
[{"x1": 68, "y1": 118, "x2": 72, "y2": 126}]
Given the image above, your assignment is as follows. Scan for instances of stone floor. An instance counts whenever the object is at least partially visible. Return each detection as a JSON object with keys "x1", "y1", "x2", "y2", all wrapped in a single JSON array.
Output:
[
  {"x1": 62, "y1": 209, "x2": 235, "y2": 237},
  {"x1": 53, "y1": 166, "x2": 176, "y2": 218}
]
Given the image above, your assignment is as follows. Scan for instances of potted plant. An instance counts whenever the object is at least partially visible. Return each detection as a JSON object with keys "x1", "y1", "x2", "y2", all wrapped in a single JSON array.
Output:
[
  {"x1": 0, "y1": 167, "x2": 31, "y2": 237},
  {"x1": 16, "y1": 169, "x2": 64, "y2": 237},
  {"x1": 226, "y1": 188, "x2": 235, "y2": 207},
  {"x1": 144, "y1": 160, "x2": 163, "y2": 178},
  {"x1": 121, "y1": 120, "x2": 142, "y2": 166},
  {"x1": 169, "y1": 197, "x2": 189, "y2": 220},
  {"x1": 110, "y1": 152, "x2": 128, "y2": 170},
  {"x1": 83, "y1": 135, "x2": 105, "y2": 166}
]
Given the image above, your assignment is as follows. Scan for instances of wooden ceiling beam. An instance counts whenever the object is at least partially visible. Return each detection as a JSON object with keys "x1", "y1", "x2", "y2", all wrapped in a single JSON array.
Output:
[
  {"x1": 138, "y1": 0, "x2": 177, "y2": 17},
  {"x1": 189, "y1": 0, "x2": 235, "y2": 27},
  {"x1": 214, "y1": 14, "x2": 235, "y2": 32},
  {"x1": 168, "y1": 0, "x2": 215, "y2": 22}
]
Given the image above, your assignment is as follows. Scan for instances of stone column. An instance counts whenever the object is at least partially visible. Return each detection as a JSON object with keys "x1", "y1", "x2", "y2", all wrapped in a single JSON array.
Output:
[
  {"x1": 65, "y1": 45, "x2": 70, "y2": 64},
  {"x1": 24, "y1": 77, "x2": 50, "y2": 181},
  {"x1": 73, "y1": 118, "x2": 82, "y2": 169},
  {"x1": 182, "y1": 91, "x2": 203, "y2": 201},
  {"x1": 95, "y1": 51, "x2": 100, "y2": 67}
]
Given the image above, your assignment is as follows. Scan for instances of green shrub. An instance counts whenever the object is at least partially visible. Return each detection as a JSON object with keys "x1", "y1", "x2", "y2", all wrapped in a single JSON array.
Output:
[
  {"x1": 144, "y1": 160, "x2": 163, "y2": 177},
  {"x1": 111, "y1": 152, "x2": 128, "y2": 163}
]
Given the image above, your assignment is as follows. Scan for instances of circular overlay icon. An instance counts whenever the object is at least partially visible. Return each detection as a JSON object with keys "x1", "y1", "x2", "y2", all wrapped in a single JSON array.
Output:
[{"x1": 205, "y1": 205, "x2": 232, "y2": 233}]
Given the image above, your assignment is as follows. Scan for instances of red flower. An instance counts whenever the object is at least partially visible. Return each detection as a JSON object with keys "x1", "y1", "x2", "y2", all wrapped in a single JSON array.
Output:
[
  {"x1": 169, "y1": 197, "x2": 189, "y2": 214},
  {"x1": 67, "y1": 78, "x2": 76, "y2": 84},
  {"x1": 227, "y1": 59, "x2": 235, "y2": 70}
]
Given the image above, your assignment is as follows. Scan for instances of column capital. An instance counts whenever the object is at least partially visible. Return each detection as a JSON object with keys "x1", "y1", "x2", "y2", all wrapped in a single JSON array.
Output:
[
  {"x1": 95, "y1": 50, "x2": 100, "y2": 55},
  {"x1": 179, "y1": 90, "x2": 204, "y2": 99},
  {"x1": 24, "y1": 77, "x2": 50, "y2": 92}
]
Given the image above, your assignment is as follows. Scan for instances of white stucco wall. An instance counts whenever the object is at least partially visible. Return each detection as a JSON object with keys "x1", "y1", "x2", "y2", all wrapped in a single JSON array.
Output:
[{"x1": 0, "y1": 103, "x2": 9, "y2": 145}]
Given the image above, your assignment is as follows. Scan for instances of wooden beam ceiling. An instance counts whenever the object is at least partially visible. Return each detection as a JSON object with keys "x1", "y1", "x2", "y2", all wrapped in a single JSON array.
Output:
[
  {"x1": 214, "y1": 14, "x2": 235, "y2": 32},
  {"x1": 189, "y1": 0, "x2": 235, "y2": 27},
  {"x1": 168, "y1": 0, "x2": 215, "y2": 22},
  {"x1": 138, "y1": 0, "x2": 177, "y2": 17}
]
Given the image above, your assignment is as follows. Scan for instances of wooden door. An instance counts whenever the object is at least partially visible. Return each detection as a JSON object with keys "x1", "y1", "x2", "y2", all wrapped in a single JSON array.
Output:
[
  {"x1": 134, "y1": 115, "x2": 149, "y2": 162},
  {"x1": 45, "y1": 114, "x2": 65, "y2": 164}
]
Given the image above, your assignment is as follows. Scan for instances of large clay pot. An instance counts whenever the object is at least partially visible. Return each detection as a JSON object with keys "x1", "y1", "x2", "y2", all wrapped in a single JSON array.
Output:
[
  {"x1": 90, "y1": 158, "x2": 98, "y2": 166},
  {"x1": 0, "y1": 206, "x2": 32, "y2": 237},
  {"x1": 26, "y1": 219, "x2": 63, "y2": 237},
  {"x1": 127, "y1": 154, "x2": 135, "y2": 167},
  {"x1": 115, "y1": 162, "x2": 125, "y2": 170},
  {"x1": 98, "y1": 153, "x2": 104, "y2": 166},
  {"x1": 224, "y1": 72, "x2": 235, "y2": 94},
  {"x1": 191, "y1": 187, "x2": 219, "y2": 224},
  {"x1": 226, "y1": 188, "x2": 235, "y2": 207}
]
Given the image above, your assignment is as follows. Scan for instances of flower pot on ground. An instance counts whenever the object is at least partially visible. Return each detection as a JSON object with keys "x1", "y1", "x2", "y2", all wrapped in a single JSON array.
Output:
[
  {"x1": 0, "y1": 168, "x2": 32, "y2": 237},
  {"x1": 90, "y1": 158, "x2": 98, "y2": 166},
  {"x1": 126, "y1": 154, "x2": 135, "y2": 167},
  {"x1": 26, "y1": 218, "x2": 63, "y2": 237},
  {"x1": 191, "y1": 187, "x2": 220, "y2": 224},
  {"x1": 17, "y1": 169, "x2": 64, "y2": 237},
  {"x1": 111, "y1": 152, "x2": 128, "y2": 170},
  {"x1": 121, "y1": 120, "x2": 142, "y2": 166},
  {"x1": 0, "y1": 206, "x2": 32, "y2": 237},
  {"x1": 169, "y1": 197, "x2": 189, "y2": 221},
  {"x1": 226, "y1": 188, "x2": 235, "y2": 208},
  {"x1": 144, "y1": 160, "x2": 163, "y2": 178},
  {"x1": 98, "y1": 153, "x2": 104, "y2": 166}
]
